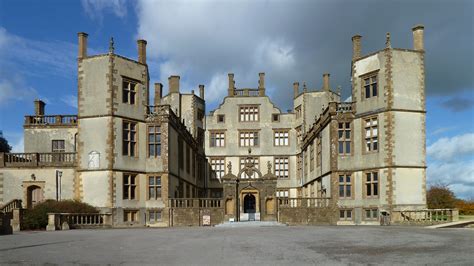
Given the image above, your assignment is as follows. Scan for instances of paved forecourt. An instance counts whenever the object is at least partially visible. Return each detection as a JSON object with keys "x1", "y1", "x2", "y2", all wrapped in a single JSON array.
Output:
[{"x1": 0, "y1": 226, "x2": 473, "y2": 265}]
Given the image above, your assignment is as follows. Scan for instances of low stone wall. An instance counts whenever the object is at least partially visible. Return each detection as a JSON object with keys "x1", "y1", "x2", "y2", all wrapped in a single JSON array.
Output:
[
  {"x1": 170, "y1": 208, "x2": 224, "y2": 227},
  {"x1": 0, "y1": 211, "x2": 12, "y2": 235},
  {"x1": 392, "y1": 209, "x2": 459, "y2": 226},
  {"x1": 278, "y1": 207, "x2": 336, "y2": 225}
]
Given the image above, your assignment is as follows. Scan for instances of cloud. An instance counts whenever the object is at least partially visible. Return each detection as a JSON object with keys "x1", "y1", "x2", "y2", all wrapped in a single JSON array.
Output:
[
  {"x1": 427, "y1": 133, "x2": 474, "y2": 199},
  {"x1": 427, "y1": 133, "x2": 474, "y2": 161},
  {"x1": 61, "y1": 95, "x2": 78, "y2": 109},
  {"x1": 81, "y1": 0, "x2": 127, "y2": 21},
  {"x1": 427, "y1": 159, "x2": 474, "y2": 200},
  {"x1": 440, "y1": 97, "x2": 474, "y2": 112},
  {"x1": 136, "y1": 0, "x2": 473, "y2": 111},
  {"x1": 0, "y1": 70, "x2": 38, "y2": 105},
  {"x1": 430, "y1": 126, "x2": 456, "y2": 136}
]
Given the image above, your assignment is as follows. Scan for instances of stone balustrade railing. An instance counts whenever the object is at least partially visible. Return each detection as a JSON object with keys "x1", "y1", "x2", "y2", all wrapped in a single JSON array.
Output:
[
  {"x1": 47, "y1": 213, "x2": 112, "y2": 231},
  {"x1": 169, "y1": 198, "x2": 224, "y2": 208},
  {"x1": 0, "y1": 199, "x2": 22, "y2": 213},
  {"x1": 234, "y1": 89, "x2": 260, "y2": 97},
  {"x1": 24, "y1": 115, "x2": 77, "y2": 126},
  {"x1": 392, "y1": 209, "x2": 459, "y2": 224},
  {"x1": 0, "y1": 152, "x2": 76, "y2": 167},
  {"x1": 278, "y1": 197, "x2": 331, "y2": 208}
]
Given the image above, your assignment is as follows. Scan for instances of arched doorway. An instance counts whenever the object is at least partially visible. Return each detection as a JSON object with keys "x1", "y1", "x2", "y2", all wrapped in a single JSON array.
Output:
[
  {"x1": 27, "y1": 185, "x2": 43, "y2": 209},
  {"x1": 243, "y1": 194, "x2": 256, "y2": 214}
]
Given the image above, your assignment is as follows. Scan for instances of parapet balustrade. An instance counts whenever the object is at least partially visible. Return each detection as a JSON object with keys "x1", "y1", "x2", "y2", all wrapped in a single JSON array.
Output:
[
  {"x1": 336, "y1": 102, "x2": 353, "y2": 113},
  {"x1": 169, "y1": 198, "x2": 223, "y2": 208},
  {"x1": 24, "y1": 115, "x2": 78, "y2": 126},
  {"x1": 277, "y1": 197, "x2": 331, "y2": 208},
  {"x1": 47, "y1": 213, "x2": 112, "y2": 231},
  {"x1": 234, "y1": 89, "x2": 260, "y2": 97},
  {"x1": 0, "y1": 152, "x2": 77, "y2": 167},
  {"x1": 146, "y1": 104, "x2": 171, "y2": 115},
  {"x1": 393, "y1": 209, "x2": 459, "y2": 224}
]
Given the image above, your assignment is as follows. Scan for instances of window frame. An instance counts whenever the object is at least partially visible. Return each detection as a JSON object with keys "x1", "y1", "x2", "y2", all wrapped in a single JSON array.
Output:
[
  {"x1": 209, "y1": 130, "x2": 226, "y2": 147},
  {"x1": 339, "y1": 209, "x2": 353, "y2": 221},
  {"x1": 147, "y1": 125, "x2": 161, "y2": 157},
  {"x1": 147, "y1": 176, "x2": 162, "y2": 200},
  {"x1": 122, "y1": 77, "x2": 139, "y2": 105},
  {"x1": 217, "y1": 114, "x2": 225, "y2": 123},
  {"x1": 122, "y1": 121, "x2": 137, "y2": 157},
  {"x1": 239, "y1": 105, "x2": 260, "y2": 122},
  {"x1": 272, "y1": 113, "x2": 280, "y2": 122},
  {"x1": 364, "y1": 208, "x2": 379, "y2": 221},
  {"x1": 210, "y1": 157, "x2": 225, "y2": 180},
  {"x1": 363, "y1": 116, "x2": 379, "y2": 153},
  {"x1": 364, "y1": 171, "x2": 380, "y2": 198},
  {"x1": 360, "y1": 70, "x2": 379, "y2": 100},
  {"x1": 239, "y1": 157, "x2": 260, "y2": 179},
  {"x1": 338, "y1": 121, "x2": 352, "y2": 156},
  {"x1": 123, "y1": 173, "x2": 138, "y2": 200},
  {"x1": 338, "y1": 173, "x2": 353, "y2": 199},
  {"x1": 239, "y1": 130, "x2": 260, "y2": 147},
  {"x1": 123, "y1": 209, "x2": 139, "y2": 222},
  {"x1": 51, "y1": 139, "x2": 65, "y2": 153},
  {"x1": 148, "y1": 209, "x2": 163, "y2": 223},
  {"x1": 273, "y1": 129, "x2": 290, "y2": 147},
  {"x1": 274, "y1": 157, "x2": 289, "y2": 179}
]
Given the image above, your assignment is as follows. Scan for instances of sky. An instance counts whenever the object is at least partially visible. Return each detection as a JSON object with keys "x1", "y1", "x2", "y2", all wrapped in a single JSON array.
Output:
[{"x1": 0, "y1": 0, "x2": 472, "y2": 199}]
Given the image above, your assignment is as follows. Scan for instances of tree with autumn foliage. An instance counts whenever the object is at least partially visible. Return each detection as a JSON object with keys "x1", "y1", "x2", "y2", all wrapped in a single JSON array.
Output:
[{"x1": 427, "y1": 184, "x2": 457, "y2": 209}]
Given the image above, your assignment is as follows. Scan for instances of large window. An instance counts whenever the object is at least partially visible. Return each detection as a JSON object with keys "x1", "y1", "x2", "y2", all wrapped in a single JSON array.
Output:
[
  {"x1": 210, "y1": 131, "x2": 225, "y2": 147},
  {"x1": 310, "y1": 143, "x2": 315, "y2": 171},
  {"x1": 148, "y1": 126, "x2": 161, "y2": 157},
  {"x1": 339, "y1": 174, "x2": 352, "y2": 198},
  {"x1": 295, "y1": 105, "x2": 302, "y2": 119},
  {"x1": 363, "y1": 74, "x2": 378, "y2": 99},
  {"x1": 122, "y1": 79, "x2": 137, "y2": 104},
  {"x1": 239, "y1": 105, "x2": 259, "y2": 122},
  {"x1": 210, "y1": 158, "x2": 225, "y2": 179},
  {"x1": 123, "y1": 121, "x2": 137, "y2": 157},
  {"x1": 274, "y1": 130, "x2": 289, "y2": 146},
  {"x1": 274, "y1": 157, "x2": 289, "y2": 179},
  {"x1": 338, "y1": 122, "x2": 351, "y2": 155},
  {"x1": 52, "y1": 140, "x2": 65, "y2": 153},
  {"x1": 240, "y1": 157, "x2": 259, "y2": 179},
  {"x1": 364, "y1": 117, "x2": 378, "y2": 152},
  {"x1": 296, "y1": 126, "x2": 302, "y2": 144},
  {"x1": 239, "y1": 131, "x2": 259, "y2": 147},
  {"x1": 124, "y1": 210, "x2": 138, "y2": 222},
  {"x1": 317, "y1": 134, "x2": 322, "y2": 167},
  {"x1": 148, "y1": 176, "x2": 161, "y2": 200},
  {"x1": 123, "y1": 174, "x2": 137, "y2": 200},
  {"x1": 365, "y1": 172, "x2": 379, "y2": 197},
  {"x1": 365, "y1": 209, "x2": 379, "y2": 220}
]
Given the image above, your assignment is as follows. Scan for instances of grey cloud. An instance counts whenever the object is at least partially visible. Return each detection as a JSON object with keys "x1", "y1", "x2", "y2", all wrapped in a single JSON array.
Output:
[
  {"x1": 440, "y1": 97, "x2": 474, "y2": 112},
  {"x1": 136, "y1": 0, "x2": 473, "y2": 111}
]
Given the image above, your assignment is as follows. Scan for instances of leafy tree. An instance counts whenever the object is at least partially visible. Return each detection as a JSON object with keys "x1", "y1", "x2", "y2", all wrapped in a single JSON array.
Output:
[
  {"x1": 0, "y1": 135, "x2": 12, "y2": 152},
  {"x1": 427, "y1": 184, "x2": 457, "y2": 209}
]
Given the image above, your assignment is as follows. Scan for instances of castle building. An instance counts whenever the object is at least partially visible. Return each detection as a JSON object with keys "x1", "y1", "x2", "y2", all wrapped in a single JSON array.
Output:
[{"x1": 0, "y1": 25, "x2": 426, "y2": 226}]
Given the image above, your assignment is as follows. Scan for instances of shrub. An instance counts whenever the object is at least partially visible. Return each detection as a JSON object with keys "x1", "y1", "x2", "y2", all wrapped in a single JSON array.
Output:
[
  {"x1": 456, "y1": 199, "x2": 474, "y2": 215},
  {"x1": 23, "y1": 200, "x2": 98, "y2": 230}
]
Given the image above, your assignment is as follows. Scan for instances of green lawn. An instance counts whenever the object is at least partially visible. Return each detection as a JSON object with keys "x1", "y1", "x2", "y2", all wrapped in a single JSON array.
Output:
[{"x1": 459, "y1": 215, "x2": 474, "y2": 221}]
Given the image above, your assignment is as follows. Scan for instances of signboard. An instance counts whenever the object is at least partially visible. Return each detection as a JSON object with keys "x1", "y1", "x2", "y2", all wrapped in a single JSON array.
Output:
[{"x1": 202, "y1": 215, "x2": 211, "y2": 226}]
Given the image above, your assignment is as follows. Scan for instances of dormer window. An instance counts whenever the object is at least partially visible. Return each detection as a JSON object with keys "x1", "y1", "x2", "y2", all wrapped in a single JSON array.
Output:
[
  {"x1": 272, "y1": 114, "x2": 280, "y2": 122},
  {"x1": 217, "y1": 114, "x2": 225, "y2": 123}
]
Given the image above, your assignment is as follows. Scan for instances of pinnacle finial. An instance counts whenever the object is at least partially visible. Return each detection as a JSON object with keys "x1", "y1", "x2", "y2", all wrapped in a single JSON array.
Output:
[
  {"x1": 267, "y1": 161, "x2": 272, "y2": 174},
  {"x1": 386, "y1": 32, "x2": 391, "y2": 48},
  {"x1": 227, "y1": 161, "x2": 232, "y2": 174},
  {"x1": 109, "y1": 37, "x2": 115, "y2": 54}
]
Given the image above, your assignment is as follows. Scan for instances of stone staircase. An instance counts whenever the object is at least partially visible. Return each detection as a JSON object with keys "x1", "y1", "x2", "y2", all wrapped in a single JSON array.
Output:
[{"x1": 215, "y1": 221, "x2": 287, "y2": 228}]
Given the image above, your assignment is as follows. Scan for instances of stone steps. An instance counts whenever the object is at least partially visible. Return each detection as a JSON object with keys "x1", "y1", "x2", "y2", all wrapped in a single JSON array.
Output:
[{"x1": 215, "y1": 221, "x2": 287, "y2": 227}]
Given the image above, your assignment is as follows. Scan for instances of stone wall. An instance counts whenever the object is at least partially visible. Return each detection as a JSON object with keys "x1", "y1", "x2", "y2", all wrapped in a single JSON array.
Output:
[
  {"x1": 170, "y1": 207, "x2": 224, "y2": 227},
  {"x1": 278, "y1": 207, "x2": 336, "y2": 225}
]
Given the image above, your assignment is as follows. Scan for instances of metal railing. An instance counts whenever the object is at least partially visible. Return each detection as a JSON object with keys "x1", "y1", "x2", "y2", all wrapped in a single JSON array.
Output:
[
  {"x1": 24, "y1": 115, "x2": 77, "y2": 126},
  {"x1": 277, "y1": 197, "x2": 331, "y2": 208},
  {"x1": 1, "y1": 152, "x2": 76, "y2": 167}
]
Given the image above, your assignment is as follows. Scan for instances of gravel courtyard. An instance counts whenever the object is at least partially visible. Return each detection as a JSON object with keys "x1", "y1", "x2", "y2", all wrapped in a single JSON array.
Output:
[{"x1": 0, "y1": 226, "x2": 473, "y2": 265}]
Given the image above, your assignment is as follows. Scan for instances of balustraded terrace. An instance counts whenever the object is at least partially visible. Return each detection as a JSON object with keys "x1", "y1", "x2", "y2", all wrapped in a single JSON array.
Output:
[{"x1": 0, "y1": 152, "x2": 77, "y2": 167}]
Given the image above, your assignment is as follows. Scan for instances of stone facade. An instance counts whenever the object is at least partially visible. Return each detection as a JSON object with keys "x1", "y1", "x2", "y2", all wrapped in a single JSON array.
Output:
[{"x1": 0, "y1": 25, "x2": 426, "y2": 226}]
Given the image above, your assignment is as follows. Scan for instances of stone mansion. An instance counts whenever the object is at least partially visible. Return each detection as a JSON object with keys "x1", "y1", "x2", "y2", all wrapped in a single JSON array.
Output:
[{"x1": 0, "y1": 25, "x2": 427, "y2": 226}]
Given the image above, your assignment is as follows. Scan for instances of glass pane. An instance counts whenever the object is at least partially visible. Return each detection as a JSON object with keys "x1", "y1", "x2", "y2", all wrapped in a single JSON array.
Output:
[
  {"x1": 346, "y1": 123, "x2": 350, "y2": 128},
  {"x1": 338, "y1": 131, "x2": 343, "y2": 139},
  {"x1": 346, "y1": 186, "x2": 351, "y2": 197},
  {"x1": 149, "y1": 211, "x2": 155, "y2": 221},
  {"x1": 374, "y1": 185, "x2": 378, "y2": 196},
  {"x1": 149, "y1": 144, "x2": 155, "y2": 156},
  {"x1": 340, "y1": 210, "x2": 345, "y2": 218},
  {"x1": 366, "y1": 209, "x2": 371, "y2": 218},
  {"x1": 149, "y1": 177, "x2": 155, "y2": 185},
  {"x1": 339, "y1": 142, "x2": 344, "y2": 153},
  {"x1": 347, "y1": 210, "x2": 352, "y2": 218},
  {"x1": 372, "y1": 84, "x2": 377, "y2": 96},
  {"x1": 149, "y1": 188, "x2": 155, "y2": 199},
  {"x1": 373, "y1": 141, "x2": 378, "y2": 151},
  {"x1": 157, "y1": 177, "x2": 161, "y2": 186},
  {"x1": 122, "y1": 90, "x2": 128, "y2": 103},
  {"x1": 149, "y1": 134, "x2": 155, "y2": 143},
  {"x1": 345, "y1": 130, "x2": 351, "y2": 139},
  {"x1": 367, "y1": 184, "x2": 371, "y2": 196},
  {"x1": 130, "y1": 92, "x2": 135, "y2": 104},
  {"x1": 157, "y1": 145, "x2": 161, "y2": 156},
  {"x1": 130, "y1": 186, "x2": 135, "y2": 199},
  {"x1": 346, "y1": 142, "x2": 351, "y2": 153},
  {"x1": 373, "y1": 172, "x2": 378, "y2": 181},
  {"x1": 339, "y1": 185, "x2": 344, "y2": 197},
  {"x1": 339, "y1": 175, "x2": 344, "y2": 182},
  {"x1": 338, "y1": 123, "x2": 343, "y2": 129},
  {"x1": 365, "y1": 86, "x2": 370, "y2": 98},
  {"x1": 346, "y1": 176, "x2": 351, "y2": 182}
]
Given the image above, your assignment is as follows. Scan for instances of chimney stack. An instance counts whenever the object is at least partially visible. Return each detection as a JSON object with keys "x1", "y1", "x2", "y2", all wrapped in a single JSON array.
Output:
[
  {"x1": 412, "y1": 24, "x2": 425, "y2": 51},
  {"x1": 34, "y1": 99, "x2": 46, "y2": 116},
  {"x1": 137, "y1": 39, "x2": 147, "y2": 64},
  {"x1": 228, "y1": 73, "x2": 235, "y2": 96},
  {"x1": 323, "y1": 73, "x2": 330, "y2": 91},
  {"x1": 293, "y1": 82, "x2": 299, "y2": 98},
  {"x1": 169, "y1": 76, "x2": 180, "y2": 93},
  {"x1": 78, "y1": 32, "x2": 88, "y2": 59},
  {"x1": 351, "y1": 35, "x2": 362, "y2": 61},
  {"x1": 258, "y1": 72, "x2": 265, "y2": 96},
  {"x1": 154, "y1": 83, "x2": 163, "y2": 105},
  {"x1": 199, "y1": 84, "x2": 205, "y2": 99}
]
